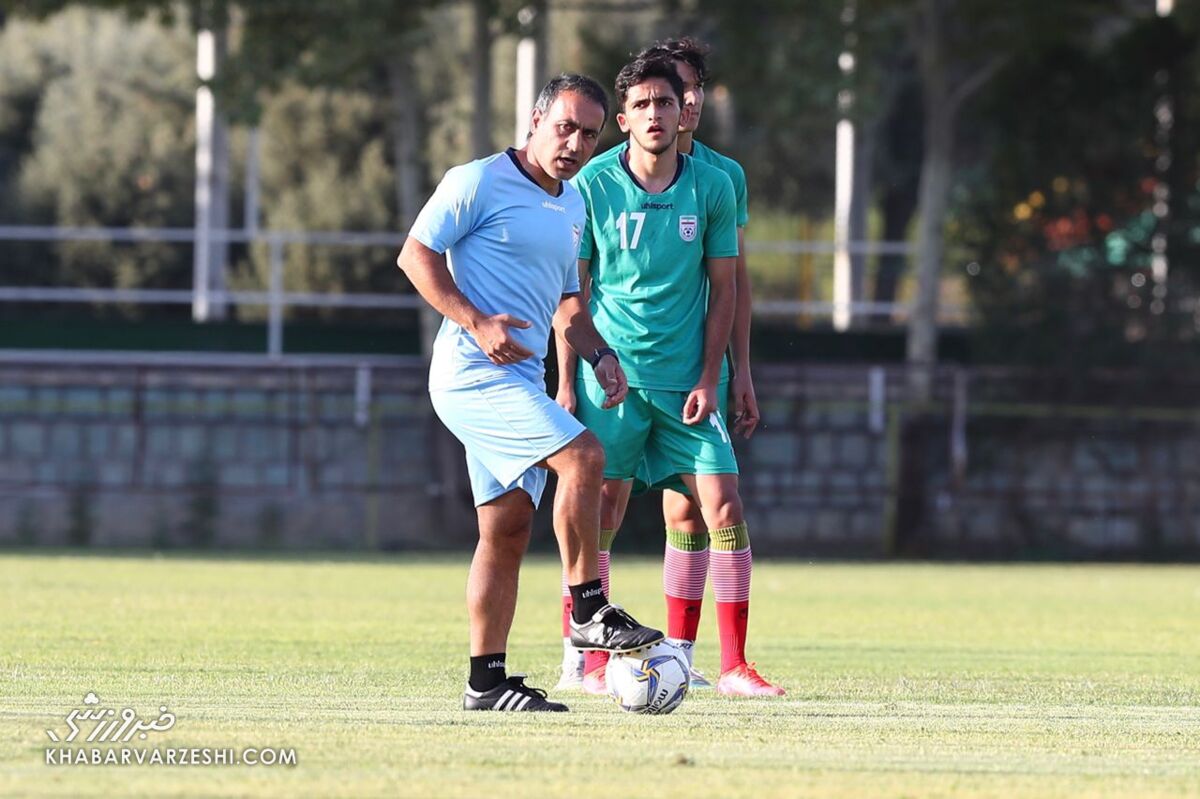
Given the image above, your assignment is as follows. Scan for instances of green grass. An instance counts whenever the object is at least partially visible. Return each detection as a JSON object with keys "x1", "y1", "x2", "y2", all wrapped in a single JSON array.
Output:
[{"x1": 2, "y1": 553, "x2": 1199, "y2": 798}]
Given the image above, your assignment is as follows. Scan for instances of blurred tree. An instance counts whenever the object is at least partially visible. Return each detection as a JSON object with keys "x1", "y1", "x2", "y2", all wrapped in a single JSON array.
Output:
[
  {"x1": 2, "y1": 0, "x2": 454, "y2": 219},
  {"x1": 0, "y1": 8, "x2": 195, "y2": 295},
  {"x1": 0, "y1": 3, "x2": 429, "y2": 310},
  {"x1": 237, "y1": 82, "x2": 397, "y2": 314},
  {"x1": 212, "y1": 0, "x2": 549, "y2": 214},
  {"x1": 855, "y1": 0, "x2": 1127, "y2": 390},
  {"x1": 689, "y1": 0, "x2": 844, "y2": 218},
  {"x1": 870, "y1": 51, "x2": 922, "y2": 309},
  {"x1": 954, "y1": 10, "x2": 1200, "y2": 374}
]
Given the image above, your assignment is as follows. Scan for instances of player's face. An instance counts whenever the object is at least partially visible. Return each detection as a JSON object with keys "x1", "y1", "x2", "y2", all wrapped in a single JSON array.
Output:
[
  {"x1": 674, "y1": 59, "x2": 704, "y2": 134},
  {"x1": 528, "y1": 91, "x2": 605, "y2": 182},
  {"x1": 617, "y1": 78, "x2": 682, "y2": 156}
]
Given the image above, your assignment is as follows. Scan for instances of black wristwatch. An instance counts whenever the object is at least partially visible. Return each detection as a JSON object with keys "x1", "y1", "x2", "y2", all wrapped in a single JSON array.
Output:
[{"x1": 589, "y1": 347, "x2": 619, "y2": 368}]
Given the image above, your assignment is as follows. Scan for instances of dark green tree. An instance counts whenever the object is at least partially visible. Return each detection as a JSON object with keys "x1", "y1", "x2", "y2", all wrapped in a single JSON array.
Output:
[
  {"x1": 955, "y1": 10, "x2": 1200, "y2": 374},
  {"x1": 0, "y1": 8, "x2": 195, "y2": 294},
  {"x1": 856, "y1": 0, "x2": 1132, "y2": 388}
]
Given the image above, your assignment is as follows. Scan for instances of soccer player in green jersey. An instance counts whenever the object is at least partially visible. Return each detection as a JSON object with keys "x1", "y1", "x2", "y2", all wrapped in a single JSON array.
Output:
[{"x1": 554, "y1": 54, "x2": 783, "y2": 697}]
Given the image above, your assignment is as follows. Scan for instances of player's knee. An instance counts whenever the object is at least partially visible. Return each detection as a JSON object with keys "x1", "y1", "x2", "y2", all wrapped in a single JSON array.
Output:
[
  {"x1": 479, "y1": 517, "x2": 531, "y2": 548},
  {"x1": 477, "y1": 503, "x2": 533, "y2": 552},
  {"x1": 599, "y1": 479, "x2": 625, "y2": 505},
  {"x1": 599, "y1": 504, "x2": 625, "y2": 532},
  {"x1": 482, "y1": 532, "x2": 530, "y2": 569},
  {"x1": 662, "y1": 491, "x2": 703, "y2": 531},
  {"x1": 566, "y1": 431, "x2": 606, "y2": 477},
  {"x1": 706, "y1": 491, "x2": 744, "y2": 530}
]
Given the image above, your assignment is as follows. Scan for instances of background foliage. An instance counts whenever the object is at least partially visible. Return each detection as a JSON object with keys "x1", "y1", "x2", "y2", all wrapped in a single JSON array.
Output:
[{"x1": 0, "y1": 0, "x2": 1196, "y2": 368}]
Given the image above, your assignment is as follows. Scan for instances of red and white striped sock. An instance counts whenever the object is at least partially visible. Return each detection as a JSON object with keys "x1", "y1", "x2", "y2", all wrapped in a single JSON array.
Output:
[
  {"x1": 561, "y1": 528, "x2": 615, "y2": 637},
  {"x1": 710, "y1": 523, "x2": 752, "y2": 674},
  {"x1": 663, "y1": 528, "x2": 709, "y2": 642},
  {"x1": 598, "y1": 547, "x2": 611, "y2": 599},
  {"x1": 560, "y1": 569, "x2": 572, "y2": 639}
]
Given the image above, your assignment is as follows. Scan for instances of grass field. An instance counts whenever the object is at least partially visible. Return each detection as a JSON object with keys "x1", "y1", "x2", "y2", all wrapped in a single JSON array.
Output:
[{"x1": 1, "y1": 552, "x2": 1199, "y2": 798}]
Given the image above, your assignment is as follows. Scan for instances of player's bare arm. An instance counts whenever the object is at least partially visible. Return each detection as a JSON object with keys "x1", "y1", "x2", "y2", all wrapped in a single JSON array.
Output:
[
  {"x1": 683, "y1": 255, "x2": 737, "y2": 425},
  {"x1": 552, "y1": 266, "x2": 627, "y2": 410},
  {"x1": 553, "y1": 259, "x2": 592, "y2": 413},
  {"x1": 730, "y1": 227, "x2": 760, "y2": 437},
  {"x1": 397, "y1": 238, "x2": 534, "y2": 365}
]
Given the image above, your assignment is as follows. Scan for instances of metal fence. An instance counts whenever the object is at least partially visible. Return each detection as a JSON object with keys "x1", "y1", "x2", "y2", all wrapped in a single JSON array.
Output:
[{"x1": 0, "y1": 225, "x2": 968, "y2": 357}]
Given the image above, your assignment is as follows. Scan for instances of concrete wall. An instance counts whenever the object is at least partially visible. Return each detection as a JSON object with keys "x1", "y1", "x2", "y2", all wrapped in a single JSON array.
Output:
[
  {"x1": 1, "y1": 356, "x2": 1198, "y2": 557},
  {"x1": 0, "y1": 357, "x2": 444, "y2": 550}
]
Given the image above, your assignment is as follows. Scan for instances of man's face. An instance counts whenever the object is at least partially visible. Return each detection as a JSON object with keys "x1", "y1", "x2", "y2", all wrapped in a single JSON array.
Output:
[
  {"x1": 617, "y1": 78, "x2": 682, "y2": 156},
  {"x1": 674, "y1": 59, "x2": 704, "y2": 134},
  {"x1": 528, "y1": 91, "x2": 605, "y2": 182}
]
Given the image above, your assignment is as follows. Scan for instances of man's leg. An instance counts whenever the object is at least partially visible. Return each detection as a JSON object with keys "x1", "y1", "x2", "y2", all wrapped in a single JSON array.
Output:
[
  {"x1": 462, "y1": 487, "x2": 568, "y2": 712},
  {"x1": 661, "y1": 489, "x2": 712, "y2": 686},
  {"x1": 542, "y1": 431, "x2": 662, "y2": 653},
  {"x1": 680, "y1": 473, "x2": 784, "y2": 697},
  {"x1": 468, "y1": 489, "x2": 534, "y2": 672},
  {"x1": 573, "y1": 478, "x2": 633, "y2": 692},
  {"x1": 543, "y1": 431, "x2": 605, "y2": 586},
  {"x1": 558, "y1": 478, "x2": 629, "y2": 689}
]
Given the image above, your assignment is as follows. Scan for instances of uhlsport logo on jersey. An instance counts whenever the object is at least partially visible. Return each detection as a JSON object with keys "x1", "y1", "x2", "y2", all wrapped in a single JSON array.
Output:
[{"x1": 678, "y1": 215, "x2": 698, "y2": 242}]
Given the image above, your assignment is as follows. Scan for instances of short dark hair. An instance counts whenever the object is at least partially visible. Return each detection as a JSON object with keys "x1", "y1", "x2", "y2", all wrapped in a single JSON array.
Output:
[
  {"x1": 614, "y1": 57, "x2": 685, "y2": 110},
  {"x1": 638, "y1": 37, "x2": 711, "y2": 86},
  {"x1": 534, "y1": 73, "x2": 609, "y2": 121}
]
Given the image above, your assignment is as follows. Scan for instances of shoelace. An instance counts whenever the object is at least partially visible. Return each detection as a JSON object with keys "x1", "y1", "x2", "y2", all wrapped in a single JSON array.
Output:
[
  {"x1": 738, "y1": 663, "x2": 772, "y2": 686},
  {"x1": 507, "y1": 675, "x2": 549, "y2": 700},
  {"x1": 598, "y1": 604, "x2": 637, "y2": 628}
]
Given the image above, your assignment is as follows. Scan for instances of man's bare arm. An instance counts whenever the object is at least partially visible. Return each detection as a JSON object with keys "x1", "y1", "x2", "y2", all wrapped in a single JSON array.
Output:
[
  {"x1": 730, "y1": 227, "x2": 760, "y2": 436},
  {"x1": 553, "y1": 260, "x2": 592, "y2": 410},
  {"x1": 553, "y1": 266, "x2": 627, "y2": 409},
  {"x1": 397, "y1": 237, "x2": 532, "y2": 365},
  {"x1": 731, "y1": 229, "x2": 752, "y2": 377},
  {"x1": 683, "y1": 255, "x2": 736, "y2": 424}
]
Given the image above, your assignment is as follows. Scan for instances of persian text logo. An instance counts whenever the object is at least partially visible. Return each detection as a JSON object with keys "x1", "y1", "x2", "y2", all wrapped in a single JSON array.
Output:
[
  {"x1": 44, "y1": 692, "x2": 298, "y2": 768},
  {"x1": 46, "y1": 692, "x2": 175, "y2": 744}
]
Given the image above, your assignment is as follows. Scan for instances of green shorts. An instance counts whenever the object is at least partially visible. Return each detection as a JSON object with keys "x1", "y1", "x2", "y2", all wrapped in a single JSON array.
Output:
[{"x1": 577, "y1": 377, "x2": 737, "y2": 493}]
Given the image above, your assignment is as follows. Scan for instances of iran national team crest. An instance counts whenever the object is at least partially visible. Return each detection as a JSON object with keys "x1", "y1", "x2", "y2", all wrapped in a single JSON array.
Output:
[{"x1": 678, "y1": 215, "x2": 698, "y2": 242}]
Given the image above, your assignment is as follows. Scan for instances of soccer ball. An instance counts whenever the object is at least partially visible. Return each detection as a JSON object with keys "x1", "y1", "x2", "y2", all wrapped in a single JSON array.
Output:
[{"x1": 605, "y1": 641, "x2": 690, "y2": 715}]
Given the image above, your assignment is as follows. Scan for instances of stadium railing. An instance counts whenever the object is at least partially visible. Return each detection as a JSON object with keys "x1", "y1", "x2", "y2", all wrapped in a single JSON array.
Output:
[{"x1": 0, "y1": 225, "x2": 967, "y2": 357}]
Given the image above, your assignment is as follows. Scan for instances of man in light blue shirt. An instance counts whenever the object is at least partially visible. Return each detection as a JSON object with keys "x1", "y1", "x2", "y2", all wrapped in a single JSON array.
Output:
[{"x1": 398, "y1": 74, "x2": 663, "y2": 712}]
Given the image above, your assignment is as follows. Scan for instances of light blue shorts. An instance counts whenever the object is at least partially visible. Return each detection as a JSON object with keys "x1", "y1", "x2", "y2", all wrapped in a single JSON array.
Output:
[{"x1": 430, "y1": 374, "x2": 586, "y2": 508}]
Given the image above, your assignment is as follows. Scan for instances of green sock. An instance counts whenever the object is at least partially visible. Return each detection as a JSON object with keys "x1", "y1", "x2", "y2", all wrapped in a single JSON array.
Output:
[
  {"x1": 665, "y1": 528, "x2": 708, "y2": 552},
  {"x1": 709, "y1": 522, "x2": 750, "y2": 552},
  {"x1": 599, "y1": 528, "x2": 617, "y2": 552}
]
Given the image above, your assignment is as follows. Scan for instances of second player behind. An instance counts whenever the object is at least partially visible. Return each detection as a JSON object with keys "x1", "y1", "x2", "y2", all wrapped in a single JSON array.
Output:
[{"x1": 555, "y1": 52, "x2": 784, "y2": 699}]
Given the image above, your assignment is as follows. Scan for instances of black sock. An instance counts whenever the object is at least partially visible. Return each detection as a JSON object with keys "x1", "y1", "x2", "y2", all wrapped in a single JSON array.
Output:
[
  {"x1": 468, "y1": 653, "x2": 507, "y2": 693},
  {"x1": 569, "y1": 579, "x2": 607, "y2": 623}
]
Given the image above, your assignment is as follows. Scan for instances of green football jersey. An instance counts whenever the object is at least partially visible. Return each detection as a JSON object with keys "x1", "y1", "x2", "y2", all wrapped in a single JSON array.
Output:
[
  {"x1": 689, "y1": 140, "x2": 749, "y2": 228},
  {"x1": 572, "y1": 147, "x2": 739, "y2": 391},
  {"x1": 589, "y1": 140, "x2": 749, "y2": 228}
]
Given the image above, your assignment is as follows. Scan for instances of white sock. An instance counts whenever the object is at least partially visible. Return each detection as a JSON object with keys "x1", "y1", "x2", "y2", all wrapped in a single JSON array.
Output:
[{"x1": 666, "y1": 637, "x2": 695, "y2": 668}]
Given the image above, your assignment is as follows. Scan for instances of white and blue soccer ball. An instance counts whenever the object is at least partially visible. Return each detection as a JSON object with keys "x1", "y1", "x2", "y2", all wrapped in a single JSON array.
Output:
[{"x1": 605, "y1": 641, "x2": 690, "y2": 715}]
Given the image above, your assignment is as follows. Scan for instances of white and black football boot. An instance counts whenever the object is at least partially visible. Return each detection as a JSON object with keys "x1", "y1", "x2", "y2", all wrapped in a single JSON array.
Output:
[
  {"x1": 569, "y1": 604, "x2": 664, "y2": 654},
  {"x1": 463, "y1": 675, "x2": 568, "y2": 712}
]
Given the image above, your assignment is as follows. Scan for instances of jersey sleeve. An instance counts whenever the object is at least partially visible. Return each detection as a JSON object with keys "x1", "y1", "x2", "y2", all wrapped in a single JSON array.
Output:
[
  {"x1": 407, "y1": 163, "x2": 486, "y2": 254},
  {"x1": 704, "y1": 169, "x2": 740, "y2": 260},
  {"x1": 563, "y1": 212, "x2": 583, "y2": 296},
  {"x1": 727, "y1": 158, "x2": 750, "y2": 227},
  {"x1": 571, "y1": 175, "x2": 596, "y2": 262}
]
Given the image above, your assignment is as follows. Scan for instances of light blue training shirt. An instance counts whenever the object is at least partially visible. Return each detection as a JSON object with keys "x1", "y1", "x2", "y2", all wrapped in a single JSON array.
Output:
[{"x1": 409, "y1": 149, "x2": 585, "y2": 390}]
